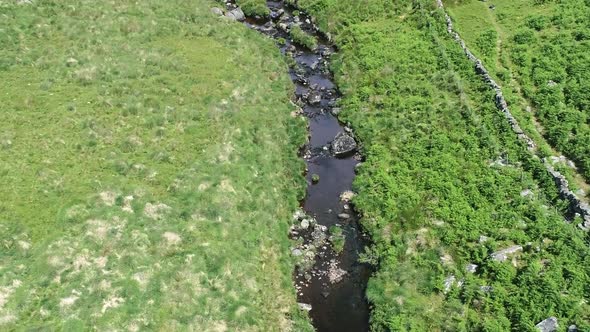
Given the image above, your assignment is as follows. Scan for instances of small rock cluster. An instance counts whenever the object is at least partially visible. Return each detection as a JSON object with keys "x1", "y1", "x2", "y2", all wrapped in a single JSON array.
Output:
[
  {"x1": 290, "y1": 209, "x2": 350, "y2": 297},
  {"x1": 210, "y1": 4, "x2": 246, "y2": 21},
  {"x1": 290, "y1": 210, "x2": 330, "y2": 272}
]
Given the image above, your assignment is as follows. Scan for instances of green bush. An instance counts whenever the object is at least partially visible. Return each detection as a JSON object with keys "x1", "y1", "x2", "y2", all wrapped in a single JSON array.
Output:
[
  {"x1": 290, "y1": 26, "x2": 318, "y2": 50},
  {"x1": 237, "y1": 0, "x2": 270, "y2": 16}
]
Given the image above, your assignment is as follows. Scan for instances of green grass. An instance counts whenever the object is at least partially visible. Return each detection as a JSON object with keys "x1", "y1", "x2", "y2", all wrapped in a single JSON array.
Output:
[
  {"x1": 328, "y1": 225, "x2": 345, "y2": 253},
  {"x1": 289, "y1": 26, "x2": 318, "y2": 50},
  {"x1": 445, "y1": 0, "x2": 590, "y2": 184},
  {"x1": 0, "y1": 0, "x2": 313, "y2": 330},
  {"x1": 294, "y1": 0, "x2": 590, "y2": 330},
  {"x1": 236, "y1": 0, "x2": 270, "y2": 16}
]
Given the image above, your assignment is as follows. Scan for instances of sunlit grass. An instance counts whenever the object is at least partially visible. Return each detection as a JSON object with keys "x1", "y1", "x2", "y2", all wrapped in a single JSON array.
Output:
[{"x1": 0, "y1": 0, "x2": 312, "y2": 330}]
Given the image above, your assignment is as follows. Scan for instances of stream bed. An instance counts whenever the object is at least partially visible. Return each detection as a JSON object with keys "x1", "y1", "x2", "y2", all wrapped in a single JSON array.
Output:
[{"x1": 222, "y1": 2, "x2": 372, "y2": 331}]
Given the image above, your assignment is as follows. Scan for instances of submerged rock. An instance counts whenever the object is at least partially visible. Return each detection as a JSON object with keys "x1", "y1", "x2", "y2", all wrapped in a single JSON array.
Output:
[
  {"x1": 328, "y1": 260, "x2": 347, "y2": 284},
  {"x1": 536, "y1": 317, "x2": 558, "y2": 332},
  {"x1": 338, "y1": 213, "x2": 350, "y2": 220},
  {"x1": 331, "y1": 132, "x2": 357, "y2": 157},
  {"x1": 307, "y1": 91, "x2": 322, "y2": 104}
]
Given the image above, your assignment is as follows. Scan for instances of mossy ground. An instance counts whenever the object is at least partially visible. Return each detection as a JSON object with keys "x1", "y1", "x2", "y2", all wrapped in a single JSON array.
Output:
[{"x1": 0, "y1": 0, "x2": 312, "y2": 330}]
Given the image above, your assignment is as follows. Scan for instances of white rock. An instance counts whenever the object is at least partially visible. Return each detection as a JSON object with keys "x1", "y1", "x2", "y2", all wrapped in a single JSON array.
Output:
[
  {"x1": 297, "y1": 303, "x2": 312, "y2": 311},
  {"x1": 536, "y1": 317, "x2": 558, "y2": 332}
]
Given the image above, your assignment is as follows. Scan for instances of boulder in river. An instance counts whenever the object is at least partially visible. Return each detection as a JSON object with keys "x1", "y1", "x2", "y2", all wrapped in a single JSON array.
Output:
[
  {"x1": 270, "y1": 9, "x2": 284, "y2": 20},
  {"x1": 331, "y1": 132, "x2": 357, "y2": 157},
  {"x1": 328, "y1": 260, "x2": 347, "y2": 284},
  {"x1": 225, "y1": 8, "x2": 245, "y2": 21},
  {"x1": 307, "y1": 91, "x2": 322, "y2": 105}
]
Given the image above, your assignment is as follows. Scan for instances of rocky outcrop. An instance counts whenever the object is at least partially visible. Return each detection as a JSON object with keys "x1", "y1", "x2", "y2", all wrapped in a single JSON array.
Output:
[{"x1": 436, "y1": 0, "x2": 590, "y2": 230}]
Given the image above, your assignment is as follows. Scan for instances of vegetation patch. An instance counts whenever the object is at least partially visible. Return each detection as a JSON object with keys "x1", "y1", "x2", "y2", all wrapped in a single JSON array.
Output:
[
  {"x1": 236, "y1": 0, "x2": 270, "y2": 16},
  {"x1": 328, "y1": 225, "x2": 345, "y2": 254},
  {"x1": 445, "y1": 0, "x2": 590, "y2": 186},
  {"x1": 295, "y1": 0, "x2": 590, "y2": 330},
  {"x1": 0, "y1": 0, "x2": 311, "y2": 330},
  {"x1": 289, "y1": 26, "x2": 318, "y2": 50}
]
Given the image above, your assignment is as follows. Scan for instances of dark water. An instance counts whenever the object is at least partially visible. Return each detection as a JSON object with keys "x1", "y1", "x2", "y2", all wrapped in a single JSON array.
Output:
[{"x1": 226, "y1": 2, "x2": 372, "y2": 331}]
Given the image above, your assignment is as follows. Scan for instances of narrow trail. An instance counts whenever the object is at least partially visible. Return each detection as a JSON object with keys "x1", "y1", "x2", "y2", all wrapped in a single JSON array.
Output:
[
  {"x1": 223, "y1": 1, "x2": 372, "y2": 331},
  {"x1": 445, "y1": 0, "x2": 590, "y2": 199},
  {"x1": 437, "y1": 0, "x2": 590, "y2": 229}
]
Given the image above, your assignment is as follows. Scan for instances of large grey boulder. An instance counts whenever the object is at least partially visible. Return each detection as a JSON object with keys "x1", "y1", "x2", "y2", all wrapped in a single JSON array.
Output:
[
  {"x1": 225, "y1": 8, "x2": 245, "y2": 21},
  {"x1": 307, "y1": 91, "x2": 322, "y2": 104},
  {"x1": 536, "y1": 317, "x2": 558, "y2": 332},
  {"x1": 331, "y1": 132, "x2": 357, "y2": 157}
]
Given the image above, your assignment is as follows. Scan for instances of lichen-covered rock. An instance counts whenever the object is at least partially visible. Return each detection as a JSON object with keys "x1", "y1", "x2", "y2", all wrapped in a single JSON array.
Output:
[
  {"x1": 307, "y1": 91, "x2": 322, "y2": 104},
  {"x1": 225, "y1": 8, "x2": 245, "y2": 21},
  {"x1": 536, "y1": 317, "x2": 558, "y2": 332},
  {"x1": 331, "y1": 132, "x2": 357, "y2": 157},
  {"x1": 327, "y1": 260, "x2": 347, "y2": 284}
]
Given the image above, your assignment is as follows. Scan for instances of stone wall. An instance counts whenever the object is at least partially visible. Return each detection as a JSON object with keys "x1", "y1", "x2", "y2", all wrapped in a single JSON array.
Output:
[{"x1": 435, "y1": 0, "x2": 590, "y2": 230}]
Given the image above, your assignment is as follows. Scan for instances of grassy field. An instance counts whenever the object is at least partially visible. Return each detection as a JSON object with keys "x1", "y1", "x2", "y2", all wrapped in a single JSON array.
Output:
[
  {"x1": 445, "y1": 0, "x2": 590, "y2": 185},
  {"x1": 294, "y1": 0, "x2": 590, "y2": 330},
  {"x1": 0, "y1": 0, "x2": 313, "y2": 330}
]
